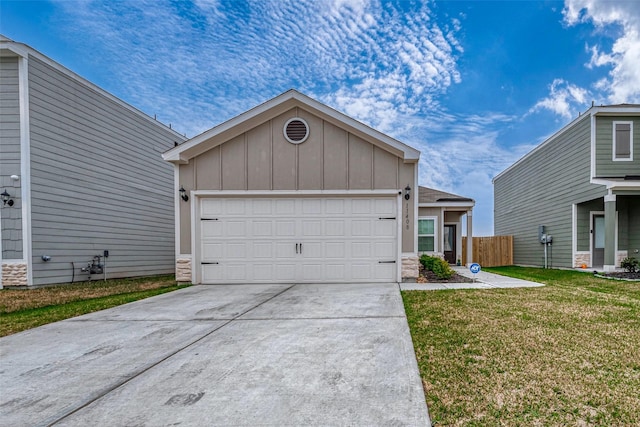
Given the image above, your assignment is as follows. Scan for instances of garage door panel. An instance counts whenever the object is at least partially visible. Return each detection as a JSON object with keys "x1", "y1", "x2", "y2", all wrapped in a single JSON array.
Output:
[
  {"x1": 352, "y1": 199, "x2": 372, "y2": 214},
  {"x1": 300, "y1": 241, "x2": 323, "y2": 258},
  {"x1": 252, "y1": 220, "x2": 273, "y2": 236},
  {"x1": 374, "y1": 198, "x2": 396, "y2": 214},
  {"x1": 202, "y1": 264, "x2": 222, "y2": 282},
  {"x1": 199, "y1": 196, "x2": 398, "y2": 284},
  {"x1": 302, "y1": 220, "x2": 322, "y2": 236},
  {"x1": 324, "y1": 264, "x2": 346, "y2": 280},
  {"x1": 352, "y1": 264, "x2": 372, "y2": 279},
  {"x1": 253, "y1": 264, "x2": 274, "y2": 280},
  {"x1": 275, "y1": 242, "x2": 295, "y2": 258},
  {"x1": 325, "y1": 220, "x2": 345, "y2": 236},
  {"x1": 226, "y1": 221, "x2": 247, "y2": 237},
  {"x1": 225, "y1": 199, "x2": 247, "y2": 215},
  {"x1": 275, "y1": 199, "x2": 295, "y2": 214},
  {"x1": 351, "y1": 242, "x2": 372, "y2": 258},
  {"x1": 373, "y1": 241, "x2": 395, "y2": 257},
  {"x1": 325, "y1": 242, "x2": 346, "y2": 258},
  {"x1": 201, "y1": 199, "x2": 223, "y2": 216},
  {"x1": 276, "y1": 220, "x2": 296, "y2": 236},
  {"x1": 202, "y1": 242, "x2": 223, "y2": 260},
  {"x1": 351, "y1": 220, "x2": 371, "y2": 236},
  {"x1": 201, "y1": 221, "x2": 223, "y2": 238},
  {"x1": 325, "y1": 199, "x2": 345, "y2": 214},
  {"x1": 374, "y1": 263, "x2": 396, "y2": 281},
  {"x1": 302, "y1": 199, "x2": 323, "y2": 214},
  {"x1": 251, "y1": 199, "x2": 273, "y2": 215},
  {"x1": 252, "y1": 242, "x2": 274, "y2": 258},
  {"x1": 275, "y1": 264, "x2": 296, "y2": 281},
  {"x1": 374, "y1": 220, "x2": 396, "y2": 236},
  {"x1": 224, "y1": 264, "x2": 247, "y2": 280},
  {"x1": 225, "y1": 242, "x2": 247, "y2": 258}
]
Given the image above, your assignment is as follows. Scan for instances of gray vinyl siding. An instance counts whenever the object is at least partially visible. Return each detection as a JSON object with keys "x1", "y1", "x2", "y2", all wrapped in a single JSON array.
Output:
[
  {"x1": 494, "y1": 115, "x2": 606, "y2": 268},
  {"x1": 27, "y1": 55, "x2": 185, "y2": 285},
  {"x1": 595, "y1": 117, "x2": 640, "y2": 177},
  {"x1": 0, "y1": 56, "x2": 23, "y2": 259}
]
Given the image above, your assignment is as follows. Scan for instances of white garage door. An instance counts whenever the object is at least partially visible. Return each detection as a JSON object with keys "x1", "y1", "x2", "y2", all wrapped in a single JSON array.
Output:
[{"x1": 198, "y1": 196, "x2": 398, "y2": 284}]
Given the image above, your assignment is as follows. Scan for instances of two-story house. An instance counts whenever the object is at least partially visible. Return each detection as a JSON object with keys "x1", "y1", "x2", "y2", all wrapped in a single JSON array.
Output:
[
  {"x1": 493, "y1": 104, "x2": 640, "y2": 271},
  {"x1": 1, "y1": 36, "x2": 187, "y2": 287}
]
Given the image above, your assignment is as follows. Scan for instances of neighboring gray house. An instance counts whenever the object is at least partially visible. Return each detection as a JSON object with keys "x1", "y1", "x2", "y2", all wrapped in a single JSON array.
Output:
[
  {"x1": 494, "y1": 104, "x2": 640, "y2": 271},
  {"x1": 163, "y1": 90, "x2": 427, "y2": 284},
  {"x1": 418, "y1": 186, "x2": 474, "y2": 265},
  {"x1": 0, "y1": 36, "x2": 187, "y2": 287}
]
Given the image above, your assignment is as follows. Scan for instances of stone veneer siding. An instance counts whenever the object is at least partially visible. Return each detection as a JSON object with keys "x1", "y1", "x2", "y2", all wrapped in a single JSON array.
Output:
[
  {"x1": 401, "y1": 255, "x2": 419, "y2": 281},
  {"x1": 2, "y1": 261, "x2": 28, "y2": 287},
  {"x1": 176, "y1": 258, "x2": 192, "y2": 282}
]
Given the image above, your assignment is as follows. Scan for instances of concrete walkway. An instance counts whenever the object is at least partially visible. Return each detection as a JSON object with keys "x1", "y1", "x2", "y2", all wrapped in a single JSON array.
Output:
[
  {"x1": 401, "y1": 266, "x2": 545, "y2": 290},
  {"x1": 0, "y1": 283, "x2": 430, "y2": 426}
]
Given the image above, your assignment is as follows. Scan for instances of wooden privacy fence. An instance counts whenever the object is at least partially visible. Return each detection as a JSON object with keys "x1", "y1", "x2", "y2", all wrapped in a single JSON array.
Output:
[{"x1": 462, "y1": 235, "x2": 513, "y2": 267}]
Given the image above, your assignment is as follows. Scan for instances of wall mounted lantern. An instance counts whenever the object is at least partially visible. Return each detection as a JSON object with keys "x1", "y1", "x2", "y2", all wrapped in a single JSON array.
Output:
[
  {"x1": 179, "y1": 186, "x2": 189, "y2": 202},
  {"x1": 404, "y1": 185, "x2": 411, "y2": 200},
  {"x1": 1, "y1": 189, "x2": 14, "y2": 207}
]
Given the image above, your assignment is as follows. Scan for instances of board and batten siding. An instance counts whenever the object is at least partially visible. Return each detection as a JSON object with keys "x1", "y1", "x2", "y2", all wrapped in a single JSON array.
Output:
[
  {"x1": 27, "y1": 55, "x2": 185, "y2": 285},
  {"x1": 494, "y1": 115, "x2": 606, "y2": 268},
  {"x1": 595, "y1": 116, "x2": 640, "y2": 177},
  {"x1": 179, "y1": 107, "x2": 416, "y2": 255},
  {"x1": 0, "y1": 56, "x2": 23, "y2": 260}
]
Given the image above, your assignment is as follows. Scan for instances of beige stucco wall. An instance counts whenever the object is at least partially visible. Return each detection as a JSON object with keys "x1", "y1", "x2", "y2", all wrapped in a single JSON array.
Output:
[{"x1": 179, "y1": 107, "x2": 416, "y2": 254}]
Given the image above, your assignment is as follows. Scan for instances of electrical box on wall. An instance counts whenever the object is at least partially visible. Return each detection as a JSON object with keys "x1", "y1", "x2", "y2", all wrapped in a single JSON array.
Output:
[{"x1": 538, "y1": 225, "x2": 545, "y2": 243}]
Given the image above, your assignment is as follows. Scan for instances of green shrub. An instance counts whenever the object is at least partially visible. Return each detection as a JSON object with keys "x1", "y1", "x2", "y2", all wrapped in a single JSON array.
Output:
[
  {"x1": 432, "y1": 258, "x2": 455, "y2": 280},
  {"x1": 420, "y1": 254, "x2": 438, "y2": 271},
  {"x1": 621, "y1": 257, "x2": 639, "y2": 273}
]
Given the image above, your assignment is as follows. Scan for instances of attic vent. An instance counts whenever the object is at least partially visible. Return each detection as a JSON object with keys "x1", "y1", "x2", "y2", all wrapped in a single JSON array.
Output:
[{"x1": 283, "y1": 118, "x2": 309, "y2": 144}]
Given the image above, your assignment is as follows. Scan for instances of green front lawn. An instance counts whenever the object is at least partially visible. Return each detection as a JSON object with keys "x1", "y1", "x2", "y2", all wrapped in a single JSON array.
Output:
[
  {"x1": 0, "y1": 275, "x2": 189, "y2": 337},
  {"x1": 403, "y1": 266, "x2": 640, "y2": 426}
]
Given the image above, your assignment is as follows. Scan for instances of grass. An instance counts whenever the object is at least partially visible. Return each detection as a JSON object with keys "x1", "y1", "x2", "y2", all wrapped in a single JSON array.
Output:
[
  {"x1": 0, "y1": 275, "x2": 188, "y2": 337},
  {"x1": 402, "y1": 266, "x2": 640, "y2": 426}
]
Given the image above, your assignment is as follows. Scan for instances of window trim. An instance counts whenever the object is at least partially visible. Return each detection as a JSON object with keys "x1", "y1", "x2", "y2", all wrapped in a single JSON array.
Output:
[
  {"x1": 612, "y1": 121, "x2": 633, "y2": 161},
  {"x1": 418, "y1": 216, "x2": 437, "y2": 253}
]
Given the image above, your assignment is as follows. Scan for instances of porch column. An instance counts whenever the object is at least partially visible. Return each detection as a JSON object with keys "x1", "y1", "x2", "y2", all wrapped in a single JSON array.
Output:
[
  {"x1": 466, "y1": 209, "x2": 473, "y2": 266},
  {"x1": 603, "y1": 193, "x2": 616, "y2": 272}
]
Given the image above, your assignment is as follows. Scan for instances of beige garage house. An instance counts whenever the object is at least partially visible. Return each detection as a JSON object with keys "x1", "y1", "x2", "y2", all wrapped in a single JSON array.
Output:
[{"x1": 163, "y1": 90, "x2": 426, "y2": 284}]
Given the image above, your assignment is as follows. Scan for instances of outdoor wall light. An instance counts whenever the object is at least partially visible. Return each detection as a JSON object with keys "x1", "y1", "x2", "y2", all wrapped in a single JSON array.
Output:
[
  {"x1": 1, "y1": 189, "x2": 14, "y2": 207},
  {"x1": 179, "y1": 186, "x2": 189, "y2": 202},
  {"x1": 404, "y1": 185, "x2": 411, "y2": 200}
]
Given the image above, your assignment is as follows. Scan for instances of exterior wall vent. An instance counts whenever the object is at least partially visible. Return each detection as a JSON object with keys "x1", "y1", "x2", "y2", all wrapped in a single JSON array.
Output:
[{"x1": 283, "y1": 118, "x2": 309, "y2": 144}]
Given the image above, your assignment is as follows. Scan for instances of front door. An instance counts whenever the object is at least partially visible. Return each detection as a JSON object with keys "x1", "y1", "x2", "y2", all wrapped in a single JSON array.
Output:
[
  {"x1": 444, "y1": 225, "x2": 456, "y2": 264},
  {"x1": 592, "y1": 214, "x2": 605, "y2": 267}
]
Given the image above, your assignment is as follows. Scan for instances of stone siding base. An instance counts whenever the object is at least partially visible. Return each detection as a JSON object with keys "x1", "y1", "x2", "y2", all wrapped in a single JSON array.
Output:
[
  {"x1": 2, "y1": 261, "x2": 28, "y2": 287},
  {"x1": 616, "y1": 251, "x2": 628, "y2": 267},
  {"x1": 574, "y1": 252, "x2": 590, "y2": 268},
  {"x1": 401, "y1": 256, "x2": 419, "y2": 281},
  {"x1": 176, "y1": 257, "x2": 192, "y2": 283}
]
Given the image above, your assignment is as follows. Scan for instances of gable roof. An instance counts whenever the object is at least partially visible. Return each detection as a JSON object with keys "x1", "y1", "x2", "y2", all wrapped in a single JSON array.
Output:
[
  {"x1": 418, "y1": 186, "x2": 474, "y2": 206},
  {"x1": 162, "y1": 89, "x2": 421, "y2": 164}
]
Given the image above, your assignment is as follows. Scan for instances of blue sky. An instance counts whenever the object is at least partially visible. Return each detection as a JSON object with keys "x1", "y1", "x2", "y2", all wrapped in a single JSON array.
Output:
[{"x1": 2, "y1": 0, "x2": 639, "y2": 235}]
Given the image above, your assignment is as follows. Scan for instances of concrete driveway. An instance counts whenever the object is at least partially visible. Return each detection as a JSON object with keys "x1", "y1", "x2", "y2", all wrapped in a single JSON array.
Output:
[{"x1": 0, "y1": 283, "x2": 430, "y2": 426}]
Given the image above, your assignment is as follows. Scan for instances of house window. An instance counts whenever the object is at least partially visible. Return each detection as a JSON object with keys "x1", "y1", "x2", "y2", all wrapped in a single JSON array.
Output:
[
  {"x1": 613, "y1": 121, "x2": 633, "y2": 161},
  {"x1": 418, "y1": 217, "x2": 437, "y2": 252}
]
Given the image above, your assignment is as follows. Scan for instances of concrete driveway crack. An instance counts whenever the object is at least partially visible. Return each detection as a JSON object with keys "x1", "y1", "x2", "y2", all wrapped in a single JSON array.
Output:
[{"x1": 45, "y1": 284, "x2": 296, "y2": 427}]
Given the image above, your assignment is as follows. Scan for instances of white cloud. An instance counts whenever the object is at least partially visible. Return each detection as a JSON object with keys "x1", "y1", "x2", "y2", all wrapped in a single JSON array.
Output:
[
  {"x1": 564, "y1": 0, "x2": 640, "y2": 103},
  {"x1": 529, "y1": 79, "x2": 589, "y2": 119}
]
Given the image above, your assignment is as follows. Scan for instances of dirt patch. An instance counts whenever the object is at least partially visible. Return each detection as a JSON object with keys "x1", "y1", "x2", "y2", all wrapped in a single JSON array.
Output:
[{"x1": 419, "y1": 266, "x2": 474, "y2": 283}]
